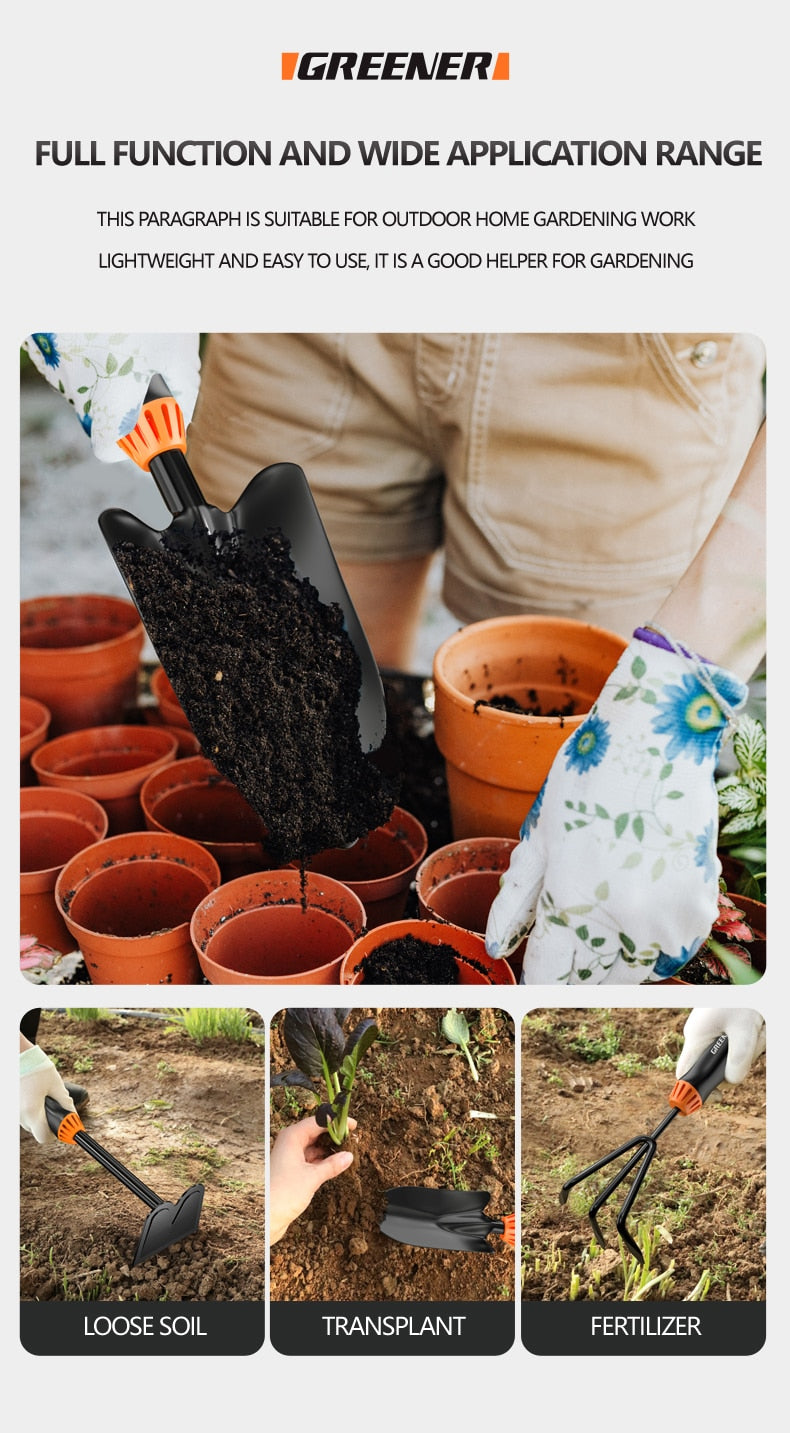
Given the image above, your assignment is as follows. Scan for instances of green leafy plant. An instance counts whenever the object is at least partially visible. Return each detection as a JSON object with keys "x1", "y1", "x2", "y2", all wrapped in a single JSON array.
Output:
[
  {"x1": 168, "y1": 1008, "x2": 260, "y2": 1045},
  {"x1": 441, "y1": 1009, "x2": 479, "y2": 1081},
  {"x1": 272, "y1": 1009, "x2": 379, "y2": 1146},
  {"x1": 716, "y1": 713, "x2": 766, "y2": 901}
]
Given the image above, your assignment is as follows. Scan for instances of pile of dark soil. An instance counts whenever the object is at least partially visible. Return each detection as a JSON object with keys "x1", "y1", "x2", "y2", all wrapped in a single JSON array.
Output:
[
  {"x1": 354, "y1": 934, "x2": 465, "y2": 984},
  {"x1": 115, "y1": 527, "x2": 398, "y2": 863},
  {"x1": 474, "y1": 690, "x2": 577, "y2": 718}
]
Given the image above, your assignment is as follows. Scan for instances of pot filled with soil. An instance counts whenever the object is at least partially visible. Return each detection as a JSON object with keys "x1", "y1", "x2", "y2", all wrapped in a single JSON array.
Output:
[
  {"x1": 140, "y1": 755, "x2": 272, "y2": 881},
  {"x1": 190, "y1": 869, "x2": 366, "y2": 985},
  {"x1": 340, "y1": 918, "x2": 517, "y2": 986},
  {"x1": 20, "y1": 786, "x2": 109, "y2": 954},
  {"x1": 432, "y1": 615, "x2": 626, "y2": 839},
  {"x1": 20, "y1": 594, "x2": 145, "y2": 736},
  {"x1": 32, "y1": 725, "x2": 179, "y2": 835},
  {"x1": 301, "y1": 805, "x2": 428, "y2": 928},
  {"x1": 20, "y1": 695, "x2": 51, "y2": 786},
  {"x1": 54, "y1": 830, "x2": 221, "y2": 984},
  {"x1": 414, "y1": 835, "x2": 524, "y2": 979}
]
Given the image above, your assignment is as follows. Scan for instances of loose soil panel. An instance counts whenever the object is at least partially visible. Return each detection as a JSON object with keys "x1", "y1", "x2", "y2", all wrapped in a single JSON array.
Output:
[
  {"x1": 270, "y1": 1007, "x2": 516, "y2": 1301},
  {"x1": 521, "y1": 1009, "x2": 766, "y2": 1302},
  {"x1": 20, "y1": 1010, "x2": 265, "y2": 1301}
]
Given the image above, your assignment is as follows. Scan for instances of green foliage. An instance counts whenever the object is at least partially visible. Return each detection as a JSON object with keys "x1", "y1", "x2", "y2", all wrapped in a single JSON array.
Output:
[
  {"x1": 441, "y1": 1009, "x2": 479, "y2": 1081},
  {"x1": 168, "y1": 1008, "x2": 259, "y2": 1045},
  {"x1": 272, "y1": 1009, "x2": 379, "y2": 1146},
  {"x1": 716, "y1": 714, "x2": 766, "y2": 900}
]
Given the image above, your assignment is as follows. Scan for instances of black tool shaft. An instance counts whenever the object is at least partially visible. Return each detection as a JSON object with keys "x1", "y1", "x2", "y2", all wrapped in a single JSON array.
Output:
[
  {"x1": 45, "y1": 1096, "x2": 162, "y2": 1210},
  {"x1": 677, "y1": 1034, "x2": 729, "y2": 1104}
]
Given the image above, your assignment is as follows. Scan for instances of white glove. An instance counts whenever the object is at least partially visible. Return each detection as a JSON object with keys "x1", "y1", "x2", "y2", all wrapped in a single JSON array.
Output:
[
  {"x1": 677, "y1": 1008, "x2": 766, "y2": 1085},
  {"x1": 23, "y1": 332, "x2": 200, "y2": 462},
  {"x1": 20, "y1": 1045, "x2": 76, "y2": 1144},
  {"x1": 485, "y1": 628, "x2": 748, "y2": 984}
]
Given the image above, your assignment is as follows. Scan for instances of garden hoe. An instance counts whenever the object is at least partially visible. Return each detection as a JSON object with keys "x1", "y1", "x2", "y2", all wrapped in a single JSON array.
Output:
[
  {"x1": 98, "y1": 374, "x2": 386, "y2": 754},
  {"x1": 45, "y1": 1096, "x2": 204, "y2": 1267},
  {"x1": 380, "y1": 1187, "x2": 516, "y2": 1253},
  {"x1": 558, "y1": 1032, "x2": 729, "y2": 1265}
]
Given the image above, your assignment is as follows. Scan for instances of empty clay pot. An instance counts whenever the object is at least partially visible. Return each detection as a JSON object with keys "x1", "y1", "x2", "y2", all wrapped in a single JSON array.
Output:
[
  {"x1": 20, "y1": 594, "x2": 145, "y2": 736},
  {"x1": 414, "y1": 835, "x2": 524, "y2": 979},
  {"x1": 141, "y1": 756, "x2": 271, "y2": 880},
  {"x1": 55, "y1": 831, "x2": 221, "y2": 985},
  {"x1": 20, "y1": 696, "x2": 51, "y2": 785},
  {"x1": 339, "y1": 918, "x2": 517, "y2": 985},
  {"x1": 190, "y1": 869, "x2": 366, "y2": 984},
  {"x1": 20, "y1": 787, "x2": 109, "y2": 953},
  {"x1": 433, "y1": 615, "x2": 626, "y2": 839},
  {"x1": 303, "y1": 806, "x2": 428, "y2": 928},
  {"x1": 32, "y1": 725, "x2": 179, "y2": 835}
]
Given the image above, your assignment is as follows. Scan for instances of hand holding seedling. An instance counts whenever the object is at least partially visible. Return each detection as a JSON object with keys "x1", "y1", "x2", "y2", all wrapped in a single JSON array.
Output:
[
  {"x1": 485, "y1": 631, "x2": 748, "y2": 984},
  {"x1": 269, "y1": 1117, "x2": 356, "y2": 1245},
  {"x1": 678, "y1": 1008, "x2": 765, "y2": 1084},
  {"x1": 272, "y1": 1009, "x2": 379, "y2": 1145},
  {"x1": 23, "y1": 332, "x2": 200, "y2": 462},
  {"x1": 19, "y1": 1036, "x2": 76, "y2": 1144}
]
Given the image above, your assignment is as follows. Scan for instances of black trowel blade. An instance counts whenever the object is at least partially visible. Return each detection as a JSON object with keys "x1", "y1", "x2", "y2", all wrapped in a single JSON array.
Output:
[
  {"x1": 133, "y1": 1184, "x2": 205, "y2": 1267},
  {"x1": 380, "y1": 1187, "x2": 499, "y2": 1253}
]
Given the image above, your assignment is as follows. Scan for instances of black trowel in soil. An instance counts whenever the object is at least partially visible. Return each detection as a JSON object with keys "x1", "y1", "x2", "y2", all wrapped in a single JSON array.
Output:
[
  {"x1": 45, "y1": 1096, "x2": 204, "y2": 1266},
  {"x1": 98, "y1": 374, "x2": 386, "y2": 754},
  {"x1": 380, "y1": 1187, "x2": 516, "y2": 1253}
]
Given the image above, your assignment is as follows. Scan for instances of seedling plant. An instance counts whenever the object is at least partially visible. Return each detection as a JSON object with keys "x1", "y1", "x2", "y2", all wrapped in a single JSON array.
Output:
[{"x1": 272, "y1": 1008, "x2": 379, "y2": 1146}]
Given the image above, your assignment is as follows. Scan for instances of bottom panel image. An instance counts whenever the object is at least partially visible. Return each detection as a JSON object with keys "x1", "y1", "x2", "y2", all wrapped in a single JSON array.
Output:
[
  {"x1": 269, "y1": 1005, "x2": 516, "y2": 1355},
  {"x1": 521, "y1": 1007, "x2": 766, "y2": 1356},
  {"x1": 20, "y1": 1006, "x2": 265, "y2": 1356}
]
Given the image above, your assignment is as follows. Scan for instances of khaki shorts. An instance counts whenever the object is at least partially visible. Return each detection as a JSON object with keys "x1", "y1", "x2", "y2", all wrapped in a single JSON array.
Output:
[{"x1": 186, "y1": 333, "x2": 765, "y2": 638}]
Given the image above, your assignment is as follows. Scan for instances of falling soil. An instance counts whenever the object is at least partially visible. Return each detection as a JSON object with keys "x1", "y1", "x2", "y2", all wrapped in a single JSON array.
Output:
[
  {"x1": 114, "y1": 527, "x2": 397, "y2": 864},
  {"x1": 270, "y1": 1007, "x2": 516, "y2": 1301},
  {"x1": 20, "y1": 1010, "x2": 265, "y2": 1301},
  {"x1": 521, "y1": 1009, "x2": 766, "y2": 1302}
]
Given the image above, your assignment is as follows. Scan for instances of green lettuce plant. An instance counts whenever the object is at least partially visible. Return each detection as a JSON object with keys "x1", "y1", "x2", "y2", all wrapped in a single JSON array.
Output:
[{"x1": 271, "y1": 1008, "x2": 379, "y2": 1145}]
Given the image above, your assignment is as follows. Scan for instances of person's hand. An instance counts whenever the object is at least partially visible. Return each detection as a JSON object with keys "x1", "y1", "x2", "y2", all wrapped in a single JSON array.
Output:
[
  {"x1": 22, "y1": 332, "x2": 200, "y2": 462},
  {"x1": 677, "y1": 1008, "x2": 765, "y2": 1085},
  {"x1": 269, "y1": 1116, "x2": 356, "y2": 1245},
  {"x1": 20, "y1": 1045, "x2": 76, "y2": 1144},
  {"x1": 485, "y1": 629, "x2": 747, "y2": 984}
]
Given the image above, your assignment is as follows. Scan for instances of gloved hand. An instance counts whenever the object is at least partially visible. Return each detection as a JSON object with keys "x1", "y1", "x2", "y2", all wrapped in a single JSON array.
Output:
[
  {"x1": 485, "y1": 627, "x2": 748, "y2": 984},
  {"x1": 269, "y1": 1116, "x2": 355, "y2": 1245},
  {"x1": 20, "y1": 1045, "x2": 76, "y2": 1144},
  {"x1": 22, "y1": 332, "x2": 200, "y2": 462},
  {"x1": 677, "y1": 1008, "x2": 766, "y2": 1085}
]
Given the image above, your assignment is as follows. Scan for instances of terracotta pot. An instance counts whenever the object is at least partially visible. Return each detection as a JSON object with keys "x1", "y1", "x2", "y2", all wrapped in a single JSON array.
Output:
[
  {"x1": 32, "y1": 725, "x2": 179, "y2": 835},
  {"x1": 55, "y1": 831, "x2": 221, "y2": 985},
  {"x1": 141, "y1": 756, "x2": 271, "y2": 880},
  {"x1": 414, "y1": 835, "x2": 524, "y2": 979},
  {"x1": 303, "y1": 806, "x2": 428, "y2": 928},
  {"x1": 20, "y1": 594, "x2": 145, "y2": 736},
  {"x1": 20, "y1": 696, "x2": 52, "y2": 785},
  {"x1": 20, "y1": 787, "x2": 109, "y2": 953},
  {"x1": 339, "y1": 918, "x2": 517, "y2": 986},
  {"x1": 433, "y1": 615, "x2": 626, "y2": 839},
  {"x1": 190, "y1": 869, "x2": 366, "y2": 984},
  {"x1": 150, "y1": 666, "x2": 191, "y2": 729}
]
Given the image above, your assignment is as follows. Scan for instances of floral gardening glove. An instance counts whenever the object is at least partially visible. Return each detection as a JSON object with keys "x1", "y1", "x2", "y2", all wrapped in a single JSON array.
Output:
[
  {"x1": 485, "y1": 628, "x2": 748, "y2": 984},
  {"x1": 23, "y1": 332, "x2": 200, "y2": 462}
]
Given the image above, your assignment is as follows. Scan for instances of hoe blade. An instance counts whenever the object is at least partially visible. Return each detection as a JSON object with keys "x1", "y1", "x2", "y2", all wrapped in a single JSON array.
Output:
[{"x1": 133, "y1": 1184, "x2": 205, "y2": 1267}]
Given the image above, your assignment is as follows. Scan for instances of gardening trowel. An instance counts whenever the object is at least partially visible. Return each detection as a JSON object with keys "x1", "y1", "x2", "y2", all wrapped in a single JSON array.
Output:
[
  {"x1": 45, "y1": 1096, "x2": 205, "y2": 1266},
  {"x1": 380, "y1": 1187, "x2": 516, "y2": 1253},
  {"x1": 98, "y1": 374, "x2": 387, "y2": 754}
]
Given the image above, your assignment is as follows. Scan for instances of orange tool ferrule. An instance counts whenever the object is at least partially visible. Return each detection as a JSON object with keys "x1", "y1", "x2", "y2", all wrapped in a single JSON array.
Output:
[{"x1": 117, "y1": 397, "x2": 187, "y2": 470}]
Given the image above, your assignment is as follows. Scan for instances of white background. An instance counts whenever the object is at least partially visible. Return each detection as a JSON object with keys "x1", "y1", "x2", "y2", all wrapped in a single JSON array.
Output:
[{"x1": 5, "y1": 1, "x2": 784, "y2": 1427}]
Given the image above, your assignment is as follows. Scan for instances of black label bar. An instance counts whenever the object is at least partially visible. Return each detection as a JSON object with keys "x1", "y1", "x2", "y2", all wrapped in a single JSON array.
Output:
[
  {"x1": 522, "y1": 1300, "x2": 766, "y2": 1355},
  {"x1": 271, "y1": 1301, "x2": 514, "y2": 1355},
  {"x1": 20, "y1": 1301, "x2": 265, "y2": 1356}
]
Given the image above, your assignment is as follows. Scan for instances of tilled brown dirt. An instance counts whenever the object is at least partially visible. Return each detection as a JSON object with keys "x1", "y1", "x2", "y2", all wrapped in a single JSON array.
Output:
[
  {"x1": 521, "y1": 1008, "x2": 766, "y2": 1302},
  {"x1": 20, "y1": 1009, "x2": 265, "y2": 1301},
  {"x1": 270, "y1": 1006, "x2": 516, "y2": 1301}
]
